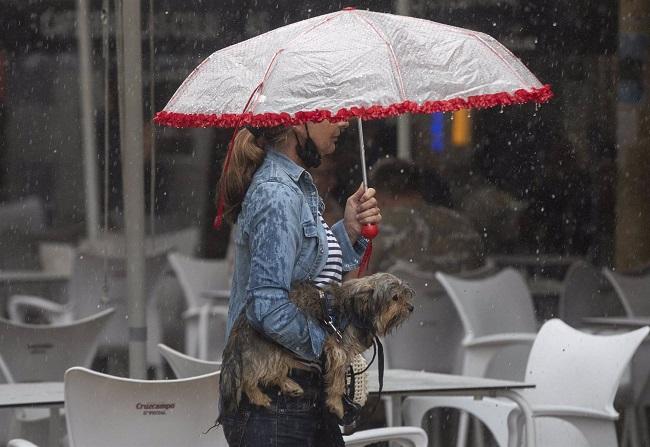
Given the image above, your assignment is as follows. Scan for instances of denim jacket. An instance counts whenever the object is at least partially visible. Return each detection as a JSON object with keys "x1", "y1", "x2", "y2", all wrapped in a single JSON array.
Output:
[{"x1": 226, "y1": 149, "x2": 367, "y2": 361}]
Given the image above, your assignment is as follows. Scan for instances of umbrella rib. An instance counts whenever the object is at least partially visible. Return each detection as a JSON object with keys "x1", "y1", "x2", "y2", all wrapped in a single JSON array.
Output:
[
  {"x1": 470, "y1": 34, "x2": 530, "y2": 88},
  {"x1": 350, "y1": 10, "x2": 407, "y2": 102},
  {"x1": 250, "y1": 10, "x2": 349, "y2": 115}
]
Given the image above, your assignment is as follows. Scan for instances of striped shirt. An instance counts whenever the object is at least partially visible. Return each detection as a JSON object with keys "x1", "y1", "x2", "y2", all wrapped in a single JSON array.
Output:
[{"x1": 313, "y1": 214, "x2": 343, "y2": 288}]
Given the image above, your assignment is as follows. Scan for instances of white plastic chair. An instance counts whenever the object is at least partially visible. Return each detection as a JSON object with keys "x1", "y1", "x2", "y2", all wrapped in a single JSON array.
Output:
[
  {"x1": 435, "y1": 268, "x2": 538, "y2": 381},
  {"x1": 602, "y1": 268, "x2": 650, "y2": 317},
  {"x1": 403, "y1": 319, "x2": 649, "y2": 447},
  {"x1": 0, "y1": 309, "x2": 114, "y2": 446},
  {"x1": 167, "y1": 252, "x2": 231, "y2": 360},
  {"x1": 158, "y1": 343, "x2": 221, "y2": 378},
  {"x1": 601, "y1": 268, "x2": 650, "y2": 447},
  {"x1": 0, "y1": 309, "x2": 114, "y2": 383},
  {"x1": 0, "y1": 196, "x2": 46, "y2": 234},
  {"x1": 559, "y1": 261, "x2": 625, "y2": 328},
  {"x1": 435, "y1": 268, "x2": 538, "y2": 447},
  {"x1": 385, "y1": 262, "x2": 464, "y2": 374},
  {"x1": 8, "y1": 294, "x2": 73, "y2": 325},
  {"x1": 8, "y1": 367, "x2": 226, "y2": 447},
  {"x1": 344, "y1": 426, "x2": 428, "y2": 446}
]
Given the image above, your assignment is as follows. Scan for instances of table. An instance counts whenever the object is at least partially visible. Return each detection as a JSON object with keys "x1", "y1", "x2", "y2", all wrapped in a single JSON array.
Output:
[
  {"x1": 0, "y1": 382, "x2": 64, "y2": 409},
  {"x1": 368, "y1": 369, "x2": 536, "y2": 447},
  {"x1": 0, "y1": 272, "x2": 70, "y2": 284},
  {"x1": 582, "y1": 317, "x2": 650, "y2": 328},
  {"x1": 201, "y1": 289, "x2": 231, "y2": 301},
  {"x1": 0, "y1": 382, "x2": 65, "y2": 446}
]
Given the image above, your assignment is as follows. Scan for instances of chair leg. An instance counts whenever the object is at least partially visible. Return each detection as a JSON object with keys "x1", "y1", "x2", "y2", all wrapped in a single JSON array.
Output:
[
  {"x1": 185, "y1": 322, "x2": 199, "y2": 358},
  {"x1": 621, "y1": 412, "x2": 630, "y2": 447},
  {"x1": 626, "y1": 407, "x2": 642, "y2": 447},
  {"x1": 637, "y1": 405, "x2": 650, "y2": 447},
  {"x1": 430, "y1": 409, "x2": 442, "y2": 447},
  {"x1": 472, "y1": 418, "x2": 486, "y2": 447},
  {"x1": 456, "y1": 411, "x2": 470, "y2": 447},
  {"x1": 198, "y1": 304, "x2": 210, "y2": 360}
]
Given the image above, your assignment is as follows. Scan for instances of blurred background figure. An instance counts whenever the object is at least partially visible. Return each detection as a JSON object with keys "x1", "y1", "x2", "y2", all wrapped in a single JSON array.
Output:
[{"x1": 367, "y1": 157, "x2": 485, "y2": 274}]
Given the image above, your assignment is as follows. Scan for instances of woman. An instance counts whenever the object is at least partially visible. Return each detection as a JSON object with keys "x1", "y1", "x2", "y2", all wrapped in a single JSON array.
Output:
[{"x1": 219, "y1": 120, "x2": 381, "y2": 447}]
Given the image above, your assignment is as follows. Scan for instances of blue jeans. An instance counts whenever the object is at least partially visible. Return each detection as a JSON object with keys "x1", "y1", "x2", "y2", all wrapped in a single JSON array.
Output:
[{"x1": 220, "y1": 370, "x2": 344, "y2": 447}]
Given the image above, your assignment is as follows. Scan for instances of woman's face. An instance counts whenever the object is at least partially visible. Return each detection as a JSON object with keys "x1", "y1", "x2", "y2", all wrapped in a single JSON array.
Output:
[{"x1": 305, "y1": 120, "x2": 350, "y2": 155}]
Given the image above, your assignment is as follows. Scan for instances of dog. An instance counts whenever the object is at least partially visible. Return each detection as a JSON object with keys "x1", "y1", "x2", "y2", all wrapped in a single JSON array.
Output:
[{"x1": 219, "y1": 272, "x2": 414, "y2": 419}]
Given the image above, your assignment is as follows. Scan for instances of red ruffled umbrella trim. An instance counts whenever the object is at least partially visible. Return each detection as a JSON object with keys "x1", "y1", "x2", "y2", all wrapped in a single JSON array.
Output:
[{"x1": 154, "y1": 84, "x2": 553, "y2": 128}]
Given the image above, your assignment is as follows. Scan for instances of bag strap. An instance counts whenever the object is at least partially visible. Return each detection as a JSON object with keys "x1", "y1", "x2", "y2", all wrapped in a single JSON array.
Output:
[{"x1": 375, "y1": 335, "x2": 384, "y2": 402}]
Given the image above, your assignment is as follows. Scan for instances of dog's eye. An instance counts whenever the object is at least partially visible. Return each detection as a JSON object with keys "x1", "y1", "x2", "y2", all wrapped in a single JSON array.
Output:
[{"x1": 392, "y1": 295, "x2": 399, "y2": 301}]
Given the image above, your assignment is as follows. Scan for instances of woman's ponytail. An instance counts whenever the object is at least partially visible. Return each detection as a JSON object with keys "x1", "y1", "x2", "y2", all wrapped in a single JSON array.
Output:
[{"x1": 217, "y1": 128, "x2": 266, "y2": 223}]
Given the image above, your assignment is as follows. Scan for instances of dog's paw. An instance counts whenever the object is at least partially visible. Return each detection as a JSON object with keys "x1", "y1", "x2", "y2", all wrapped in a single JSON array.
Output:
[
  {"x1": 280, "y1": 380, "x2": 304, "y2": 397},
  {"x1": 326, "y1": 397, "x2": 344, "y2": 420},
  {"x1": 248, "y1": 392, "x2": 272, "y2": 408}
]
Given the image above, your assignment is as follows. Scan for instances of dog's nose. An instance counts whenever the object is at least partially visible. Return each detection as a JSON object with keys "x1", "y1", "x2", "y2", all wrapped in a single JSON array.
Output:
[{"x1": 407, "y1": 304, "x2": 414, "y2": 313}]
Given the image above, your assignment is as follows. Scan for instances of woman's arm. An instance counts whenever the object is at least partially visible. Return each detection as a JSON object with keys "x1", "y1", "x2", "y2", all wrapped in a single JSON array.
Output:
[{"x1": 243, "y1": 181, "x2": 327, "y2": 361}]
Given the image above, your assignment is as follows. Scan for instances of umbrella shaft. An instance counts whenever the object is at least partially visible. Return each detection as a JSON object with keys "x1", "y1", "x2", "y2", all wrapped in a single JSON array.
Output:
[{"x1": 357, "y1": 118, "x2": 368, "y2": 189}]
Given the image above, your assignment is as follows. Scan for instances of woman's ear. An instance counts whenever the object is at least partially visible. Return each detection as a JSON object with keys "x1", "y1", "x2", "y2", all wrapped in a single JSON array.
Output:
[{"x1": 291, "y1": 125, "x2": 307, "y2": 144}]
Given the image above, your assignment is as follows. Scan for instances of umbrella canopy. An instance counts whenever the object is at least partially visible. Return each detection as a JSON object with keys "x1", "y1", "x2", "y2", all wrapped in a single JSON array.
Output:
[{"x1": 154, "y1": 8, "x2": 551, "y2": 129}]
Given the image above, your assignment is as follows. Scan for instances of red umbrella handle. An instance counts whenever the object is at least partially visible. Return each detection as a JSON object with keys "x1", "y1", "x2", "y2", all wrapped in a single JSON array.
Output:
[
  {"x1": 358, "y1": 223, "x2": 379, "y2": 277},
  {"x1": 361, "y1": 223, "x2": 379, "y2": 239}
]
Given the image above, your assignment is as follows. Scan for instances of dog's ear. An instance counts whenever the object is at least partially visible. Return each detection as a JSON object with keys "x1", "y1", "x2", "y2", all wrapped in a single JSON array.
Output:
[{"x1": 342, "y1": 277, "x2": 375, "y2": 317}]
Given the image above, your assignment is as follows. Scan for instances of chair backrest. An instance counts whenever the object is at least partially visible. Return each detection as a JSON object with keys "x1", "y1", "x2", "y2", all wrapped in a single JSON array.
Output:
[
  {"x1": 69, "y1": 250, "x2": 168, "y2": 348},
  {"x1": 384, "y1": 262, "x2": 463, "y2": 373},
  {"x1": 523, "y1": 319, "x2": 648, "y2": 417},
  {"x1": 65, "y1": 367, "x2": 226, "y2": 447},
  {"x1": 167, "y1": 252, "x2": 231, "y2": 309},
  {"x1": 602, "y1": 268, "x2": 650, "y2": 317},
  {"x1": 0, "y1": 309, "x2": 114, "y2": 382},
  {"x1": 559, "y1": 261, "x2": 624, "y2": 326},
  {"x1": 158, "y1": 344, "x2": 221, "y2": 378},
  {"x1": 38, "y1": 242, "x2": 76, "y2": 276},
  {"x1": 435, "y1": 268, "x2": 537, "y2": 342},
  {"x1": 0, "y1": 195, "x2": 45, "y2": 234}
]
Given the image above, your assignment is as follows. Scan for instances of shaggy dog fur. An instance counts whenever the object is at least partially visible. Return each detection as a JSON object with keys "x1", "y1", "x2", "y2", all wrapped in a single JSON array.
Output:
[{"x1": 220, "y1": 272, "x2": 414, "y2": 419}]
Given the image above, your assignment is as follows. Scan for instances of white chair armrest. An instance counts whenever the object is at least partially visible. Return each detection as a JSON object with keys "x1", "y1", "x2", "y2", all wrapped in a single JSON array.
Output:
[
  {"x1": 182, "y1": 304, "x2": 229, "y2": 319},
  {"x1": 464, "y1": 332, "x2": 537, "y2": 348},
  {"x1": 8, "y1": 439, "x2": 40, "y2": 447},
  {"x1": 344, "y1": 427, "x2": 428, "y2": 447},
  {"x1": 8, "y1": 294, "x2": 72, "y2": 323},
  {"x1": 531, "y1": 404, "x2": 618, "y2": 420}
]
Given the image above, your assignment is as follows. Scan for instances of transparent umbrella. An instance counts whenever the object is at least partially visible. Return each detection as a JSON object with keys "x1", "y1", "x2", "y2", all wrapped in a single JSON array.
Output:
[{"x1": 154, "y1": 7, "x2": 552, "y2": 271}]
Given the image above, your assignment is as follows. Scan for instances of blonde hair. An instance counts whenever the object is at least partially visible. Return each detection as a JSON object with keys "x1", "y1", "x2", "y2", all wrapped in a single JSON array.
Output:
[{"x1": 218, "y1": 126, "x2": 289, "y2": 223}]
